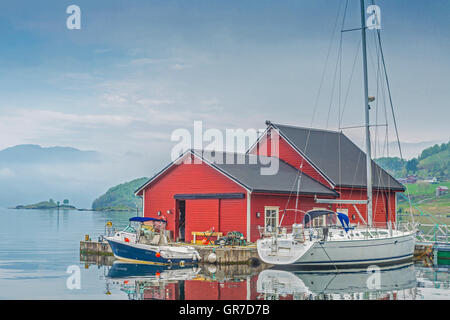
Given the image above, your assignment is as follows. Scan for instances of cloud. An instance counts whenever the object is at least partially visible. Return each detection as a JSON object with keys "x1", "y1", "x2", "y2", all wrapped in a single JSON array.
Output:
[
  {"x1": 171, "y1": 63, "x2": 186, "y2": 70},
  {"x1": 93, "y1": 48, "x2": 112, "y2": 54},
  {"x1": 136, "y1": 99, "x2": 174, "y2": 106},
  {"x1": 0, "y1": 167, "x2": 15, "y2": 178},
  {"x1": 0, "y1": 108, "x2": 140, "y2": 152},
  {"x1": 130, "y1": 58, "x2": 159, "y2": 66},
  {"x1": 100, "y1": 93, "x2": 130, "y2": 105},
  {"x1": 20, "y1": 109, "x2": 135, "y2": 127}
]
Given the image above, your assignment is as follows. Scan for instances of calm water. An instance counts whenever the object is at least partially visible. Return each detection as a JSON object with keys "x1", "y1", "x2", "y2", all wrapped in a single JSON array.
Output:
[{"x1": 0, "y1": 208, "x2": 448, "y2": 300}]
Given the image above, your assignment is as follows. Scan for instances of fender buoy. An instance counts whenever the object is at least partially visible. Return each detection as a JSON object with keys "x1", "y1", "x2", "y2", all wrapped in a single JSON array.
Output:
[
  {"x1": 124, "y1": 238, "x2": 130, "y2": 243},
  {"x1": 155, "y1": 252, "x2": 161, "y2": 258},
  {"x1": 207, "y1": 253, "x2": 217, "y2": 263}
]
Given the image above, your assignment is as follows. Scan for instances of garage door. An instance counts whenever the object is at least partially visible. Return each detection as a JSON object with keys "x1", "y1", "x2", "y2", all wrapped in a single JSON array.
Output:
[{"x1": 185, "y1": 199, "x2": 219, "y2": 243}]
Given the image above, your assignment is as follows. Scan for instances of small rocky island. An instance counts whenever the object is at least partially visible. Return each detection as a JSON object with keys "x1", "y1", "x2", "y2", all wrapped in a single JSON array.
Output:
[{"x1": 13, "y1": 199, "x2": 77, "y2": 210}]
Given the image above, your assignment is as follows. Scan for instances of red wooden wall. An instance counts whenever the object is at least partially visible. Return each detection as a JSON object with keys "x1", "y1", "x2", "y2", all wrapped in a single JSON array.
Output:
[
  {"x1": 335, "y1": 187, "x2": 396, "y2": 226},
  {"x1": 219, "y1": 198, "x2": 247, "y2": 241},
  {"x1": 186, "y1": 199, "x2": 219, "y2": 237},
  {"x1": 184, "y1": 275, "x2": 258, "y2": 300}
]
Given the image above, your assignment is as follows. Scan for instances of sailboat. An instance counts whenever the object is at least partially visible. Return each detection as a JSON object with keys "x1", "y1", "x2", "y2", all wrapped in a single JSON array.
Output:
[{"x1": 256, "y1": 0, "x2": 417, "y2": 268}]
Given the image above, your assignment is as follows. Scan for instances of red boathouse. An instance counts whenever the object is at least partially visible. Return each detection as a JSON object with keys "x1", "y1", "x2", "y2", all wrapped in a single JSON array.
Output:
[{"x1": 135, "y1": 122, "x2": 405, "y2": 243}]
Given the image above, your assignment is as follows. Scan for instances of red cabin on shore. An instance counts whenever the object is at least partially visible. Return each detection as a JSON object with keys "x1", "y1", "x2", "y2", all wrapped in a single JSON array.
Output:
[{"x1": 135, "y1": 122, "x2": 404, "y2": 243}]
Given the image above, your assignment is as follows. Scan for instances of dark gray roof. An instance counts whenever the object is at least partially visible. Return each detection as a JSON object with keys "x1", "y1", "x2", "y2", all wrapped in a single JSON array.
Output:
[
  {"x1": 269, "y1": 123, "x2": 404, "y2": 191},
  {"x1": 194, "y1": 150, "x2": 338, "y2": 196}
]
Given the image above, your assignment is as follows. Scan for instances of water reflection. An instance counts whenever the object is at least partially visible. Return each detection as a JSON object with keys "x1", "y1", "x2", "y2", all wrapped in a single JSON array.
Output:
[
  {"x1": 106, "y1": 262, "x2": 201, "y2": 300},
  {"x1": 94, "y1": 260, "x2": 449, "y2": 300},
  {"x1": 256, "y1": 263, "x2": 417, "y2": 300}
]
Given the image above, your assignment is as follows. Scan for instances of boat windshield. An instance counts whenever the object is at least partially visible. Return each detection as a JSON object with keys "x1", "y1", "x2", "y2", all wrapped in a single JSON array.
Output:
[{"x1": 123, "y1": 225, "x2": 137, "y2": 233}]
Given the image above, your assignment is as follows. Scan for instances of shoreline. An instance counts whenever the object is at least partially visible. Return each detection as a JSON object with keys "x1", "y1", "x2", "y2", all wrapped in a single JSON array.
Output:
[{"x1": 8, "y1": 206, "x2": 137, "y2": 212}]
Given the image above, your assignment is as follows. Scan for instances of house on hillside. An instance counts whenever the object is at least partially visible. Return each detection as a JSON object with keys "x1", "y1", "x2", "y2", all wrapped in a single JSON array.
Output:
[
  {"x1": 398, "y1": 175, "x2": 418, "y2": 185},
  {"x1": 436, "y1": 186, "x2": 449, "y2": 197},
  {"x1": 407, "y1": 175, "x2": 418, "y2": 184},
  {"x1": 424, "y1": 177, "x2": 438, "y2": 184},
  {"x1": 135, "y1": 121, "x2": 405, "y2": 243}
]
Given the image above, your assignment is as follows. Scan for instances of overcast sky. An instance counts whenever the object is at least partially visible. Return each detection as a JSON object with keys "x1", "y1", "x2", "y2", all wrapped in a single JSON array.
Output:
[{"x1": 0, "y1": 0, "x2": 449, "y2": 164}]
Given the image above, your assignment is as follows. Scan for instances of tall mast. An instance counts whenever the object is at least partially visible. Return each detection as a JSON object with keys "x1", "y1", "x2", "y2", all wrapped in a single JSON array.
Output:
[{"x1": 360, "y1": 0, "x2": 373, "y2": 226}]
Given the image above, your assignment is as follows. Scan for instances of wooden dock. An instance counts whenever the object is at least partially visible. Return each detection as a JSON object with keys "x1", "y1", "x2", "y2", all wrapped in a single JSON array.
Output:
[
  {"x1": 80, "y1": 240, "x2": 113, "y2": 256},
  {"x1": 80, "y1": 240, "x2": 261, "y2": 265}
]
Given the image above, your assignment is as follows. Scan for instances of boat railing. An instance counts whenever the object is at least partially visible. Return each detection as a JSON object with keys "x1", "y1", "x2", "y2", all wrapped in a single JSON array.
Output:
[
  {"x1": 257, "y1": 223, "x2": 351, "y2": 241},
  {"x1": 256, "y1": 221, "x2": 418, "y2": 242},
  {"x1": 349, "y1": 221, "x2": 418, "y2": 239},
  {"x1": 257, "y1": 225, "x2": 301, "y2": 238},
  {"x1": 257, "y1": 224, "x2": 313, "y2": 243},
  {"x1": 394, "y1": 221, "x2": 418, "y2": 233}
]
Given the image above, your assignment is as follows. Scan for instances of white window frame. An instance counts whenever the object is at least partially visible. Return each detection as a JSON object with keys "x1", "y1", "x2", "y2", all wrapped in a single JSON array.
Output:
[
  {"x1": 264, "y1": 206, "x2": 279, "y2": 230},
  {"x1": 312, "y1": 207, "x2": 327, "y2": 227}
]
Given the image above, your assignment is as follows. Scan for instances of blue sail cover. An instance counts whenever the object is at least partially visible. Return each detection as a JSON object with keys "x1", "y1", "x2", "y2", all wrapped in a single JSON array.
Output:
[
  {"x1": 303, "y1": 210, "x2": 352, "y2": 232},
  {"x1": 129, "y1": 217, "x2": 167, "y2": 223},
  {"x1": 336, "y1": 212, "x2": 351, "y2": 232}
]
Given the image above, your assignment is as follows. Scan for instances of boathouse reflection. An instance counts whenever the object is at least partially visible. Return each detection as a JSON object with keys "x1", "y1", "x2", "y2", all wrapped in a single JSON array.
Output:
[{"x1": 101, "y1": 261, "x2": 427, "y2": 300}]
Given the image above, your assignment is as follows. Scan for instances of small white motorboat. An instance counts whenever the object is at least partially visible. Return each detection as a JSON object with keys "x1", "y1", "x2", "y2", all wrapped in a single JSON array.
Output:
[{"x1": 106, "y1": 217, "x2": 201, "y2": 265}]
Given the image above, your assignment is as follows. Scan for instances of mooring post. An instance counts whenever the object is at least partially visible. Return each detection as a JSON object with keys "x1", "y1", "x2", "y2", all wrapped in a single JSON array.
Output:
[{"x1": 433, "y1": 245, "x2": 438, "y2": 266}]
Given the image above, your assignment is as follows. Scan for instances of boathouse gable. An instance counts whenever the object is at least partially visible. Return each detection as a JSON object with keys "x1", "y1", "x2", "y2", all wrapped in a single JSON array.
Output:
[
  {"x1": 247, "y1": 122, "x2": 405, "y2": 227},
  {"x1": 136, "y1": 151, "x2": 248, "y2": 243}
]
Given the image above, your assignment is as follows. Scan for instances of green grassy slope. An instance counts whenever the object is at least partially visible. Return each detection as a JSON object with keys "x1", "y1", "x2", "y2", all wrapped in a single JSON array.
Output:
[{"x1": 91, "y1": 177, "x2": 148, "y2": 211}]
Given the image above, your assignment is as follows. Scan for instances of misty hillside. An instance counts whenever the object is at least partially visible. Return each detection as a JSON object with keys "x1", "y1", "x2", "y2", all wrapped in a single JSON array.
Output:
[
  {"x1": 0, "y1": 144, "x2": 100, "y2": 163},
  {"x1": 92, "y1": 177, "x2": 149, "y2": 211},
  {"x1": 375, "y1": 141, "x2": 450, "y2": 180}
]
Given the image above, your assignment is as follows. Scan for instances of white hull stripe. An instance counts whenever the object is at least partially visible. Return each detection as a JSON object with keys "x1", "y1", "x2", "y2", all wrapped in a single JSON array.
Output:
[{"x1": 294, "y1": 253, "x2": 413, "y2": 265}]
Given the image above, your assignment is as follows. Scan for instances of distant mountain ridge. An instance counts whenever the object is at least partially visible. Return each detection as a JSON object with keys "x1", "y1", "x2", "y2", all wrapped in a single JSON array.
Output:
[{"x1": 0, "y1": 144, "x2": 100, "y2": 163}]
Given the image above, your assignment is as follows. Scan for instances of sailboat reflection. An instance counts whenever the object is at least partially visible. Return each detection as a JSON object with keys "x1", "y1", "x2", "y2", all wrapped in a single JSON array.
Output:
[
  {"x1": 107, "y1": 261, "x2": 201, "y2": 300},
  {"x1": 256, "y1": 263, "x2": 418, "y2": 300}
]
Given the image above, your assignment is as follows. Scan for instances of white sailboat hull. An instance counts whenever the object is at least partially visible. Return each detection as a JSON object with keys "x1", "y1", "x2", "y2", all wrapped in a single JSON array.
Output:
[
  {"x1": 295, "y1": 232, "x2": 415, "y2": 267},
  {"x1": 257, "y1": 230, "x2": 416, "y2": 268}
]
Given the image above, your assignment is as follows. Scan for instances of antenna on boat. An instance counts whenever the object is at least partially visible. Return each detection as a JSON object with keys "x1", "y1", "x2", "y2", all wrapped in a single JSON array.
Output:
[{"x1": 360, "y1": 0, "x2": 373, "y2": 227}]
